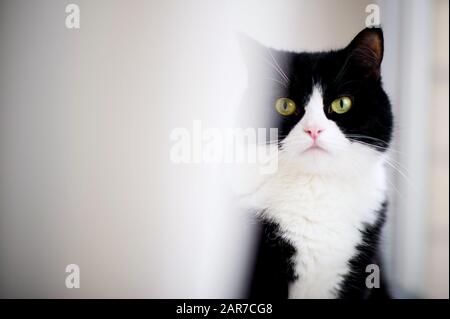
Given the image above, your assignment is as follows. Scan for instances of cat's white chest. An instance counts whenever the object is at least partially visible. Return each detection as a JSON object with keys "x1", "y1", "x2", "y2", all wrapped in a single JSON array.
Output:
[{"x1": 249, "y1": 163, "x2": 387, "y2": 298}]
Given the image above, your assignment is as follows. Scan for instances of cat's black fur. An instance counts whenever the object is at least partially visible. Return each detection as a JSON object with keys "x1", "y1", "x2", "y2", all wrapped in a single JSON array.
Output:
[
  {"x1": 338, "y1": 201, "x2": 390, "y2": 299},
  {"x1": 247, "y1": 217, "x2": 297, "y2": 299},
  {"x1": 241, "y1": 28, "x2": 393, "y2": 299}
]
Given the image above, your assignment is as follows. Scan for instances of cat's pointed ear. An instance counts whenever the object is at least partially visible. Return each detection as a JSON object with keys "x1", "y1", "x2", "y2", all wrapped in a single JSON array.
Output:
[
  {"x1": 346, "y1": 27, "x2": 384, "y2": 79},
  {"x1": 237, "y1": 32, "x2": 266, "y2": 68},
  {"x1": 237, "y1": 33, "x2": 291, "y2": 85}
]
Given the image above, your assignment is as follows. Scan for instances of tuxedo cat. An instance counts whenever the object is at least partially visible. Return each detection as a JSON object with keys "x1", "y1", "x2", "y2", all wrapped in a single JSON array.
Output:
[{"x1": 239, "y1": 28, "x2": 393, "y2": 299}]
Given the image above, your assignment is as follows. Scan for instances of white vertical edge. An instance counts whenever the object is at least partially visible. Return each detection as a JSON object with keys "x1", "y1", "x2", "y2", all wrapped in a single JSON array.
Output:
[
  {"x1": 392, "y1": 0, "x2": 432, "y2": 297},
  {"x1": 375, "y1": 0, "x2": 401, "y2": 294}
]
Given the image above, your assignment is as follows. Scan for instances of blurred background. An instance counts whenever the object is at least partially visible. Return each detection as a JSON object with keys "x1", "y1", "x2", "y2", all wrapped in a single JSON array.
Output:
[{"x1": 0, "y1": 0, "x2": 448, "y2": 298}]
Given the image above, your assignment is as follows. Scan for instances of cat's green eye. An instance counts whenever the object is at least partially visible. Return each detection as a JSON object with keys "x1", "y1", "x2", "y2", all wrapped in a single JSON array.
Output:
[
  {"x1": 275, "y1": 97, "x2": 296, "y2": 116},
  {"x1": 331, "y1": 96, "x2": 352, "y2": 114}
]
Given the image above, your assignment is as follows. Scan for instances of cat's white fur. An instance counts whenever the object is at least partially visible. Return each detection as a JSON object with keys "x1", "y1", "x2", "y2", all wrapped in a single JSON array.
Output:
[{"x1": 242, "y1": 87, "x2": 388, "y2": 298}]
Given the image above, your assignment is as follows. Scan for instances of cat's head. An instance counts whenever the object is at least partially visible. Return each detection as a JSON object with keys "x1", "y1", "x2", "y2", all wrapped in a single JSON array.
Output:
[{"x1": 239, "y1": 28, "x2": 393, "y2": 175}]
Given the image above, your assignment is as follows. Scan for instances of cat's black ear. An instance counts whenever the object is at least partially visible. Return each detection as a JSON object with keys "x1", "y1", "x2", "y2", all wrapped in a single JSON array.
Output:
[{"x1": 346, "y1": 27, "x2": 384, "y2": 79}]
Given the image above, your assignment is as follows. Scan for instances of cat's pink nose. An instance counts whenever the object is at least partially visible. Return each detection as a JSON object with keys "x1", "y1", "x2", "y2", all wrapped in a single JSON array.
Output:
[{"x1": 304, "y1": 127, "x2": 324, "y2": 141}]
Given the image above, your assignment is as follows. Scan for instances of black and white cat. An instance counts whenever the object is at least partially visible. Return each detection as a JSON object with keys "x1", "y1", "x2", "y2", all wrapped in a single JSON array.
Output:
[{"x1": 239, "y1": 28, "x2": 394, "y2": 299}]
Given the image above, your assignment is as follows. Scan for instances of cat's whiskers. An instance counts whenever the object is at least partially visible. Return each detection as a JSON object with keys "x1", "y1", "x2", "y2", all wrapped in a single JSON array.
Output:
[
  {"x1": 344, "y1": 139, "x2": 413, "y2": 187},
  {"x1": 266, "y1": 48, "x2": 290, "y2": 85},
  {"x1": 262, "y1": 58, "x2": 289, "y2": 85},
  {"x1": 346, "y1": 134, "x2": 388, "y2": 142},
  {"x1": 315, "y1": 139, "x2": 412, "y2": 188},
  {"x1": 346, "y1": 136, "x2": 402, "y2": 155},
  {"x1": 345, "y1": 134, "x2": 390, "y2": 145},
  {"x1": 346, "y1": 138, "x2": 410, "y2": 174},
  {"x1": 264, "y1": 77, "x2": 288, "y2": 88},
  {"x1": 382, "y1": 158, "x2": 414, "y2": 188},
  {"x1": 344, "y1": 152, "x2": 404, "y2": 197}
]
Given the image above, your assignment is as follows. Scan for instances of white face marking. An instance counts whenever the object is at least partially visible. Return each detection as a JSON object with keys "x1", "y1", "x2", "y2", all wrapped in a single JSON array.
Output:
[{"x1": 302, "y1": 88, "x2": 329, "y2": 132}]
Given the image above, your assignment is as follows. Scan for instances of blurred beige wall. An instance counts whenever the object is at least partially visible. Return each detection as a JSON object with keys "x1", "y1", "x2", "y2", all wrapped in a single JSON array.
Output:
[
  {"x1": 426, "y1": 0, "x2": 449, "y2": 299},
  {"x1": 0, "y1": 0, "x2": 253, "y2": 298}
]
